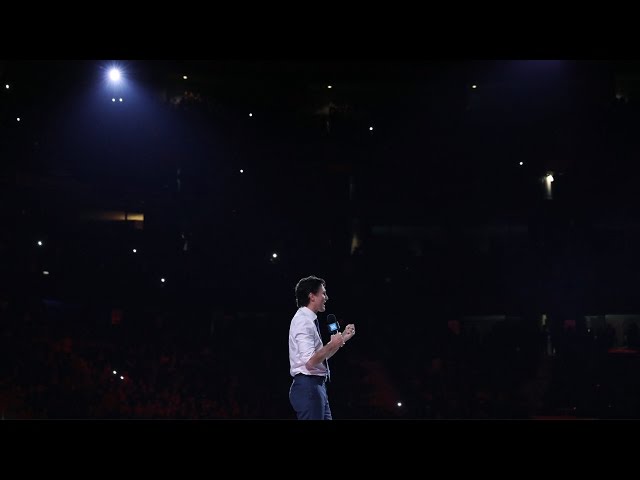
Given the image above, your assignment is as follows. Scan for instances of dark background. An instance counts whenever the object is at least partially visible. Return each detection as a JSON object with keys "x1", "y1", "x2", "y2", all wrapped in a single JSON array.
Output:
[{"x1": 3, "y1": 59, "x2": 640, "y2": 419}]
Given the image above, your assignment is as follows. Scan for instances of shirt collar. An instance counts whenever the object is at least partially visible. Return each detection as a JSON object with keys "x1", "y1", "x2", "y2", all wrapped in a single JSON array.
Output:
[{"x1": 300, "y1": 306, "x2": 317, "y2": 321}]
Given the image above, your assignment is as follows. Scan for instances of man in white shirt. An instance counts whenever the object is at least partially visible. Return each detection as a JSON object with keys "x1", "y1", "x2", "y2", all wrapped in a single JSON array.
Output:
[{"x1": 288, "y1": 275, "x2": 355, "y2": 419}]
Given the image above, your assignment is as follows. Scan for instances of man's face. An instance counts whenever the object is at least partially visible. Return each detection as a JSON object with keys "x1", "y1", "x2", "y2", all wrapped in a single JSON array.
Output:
[{"x1": 309, "y1": 284, "x2": 328, "y2": 313}]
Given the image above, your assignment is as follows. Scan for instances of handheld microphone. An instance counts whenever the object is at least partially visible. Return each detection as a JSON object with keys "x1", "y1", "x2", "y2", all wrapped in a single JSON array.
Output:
[{"x1": 326, "y1": 314, "x2": 340, "y2": 335}]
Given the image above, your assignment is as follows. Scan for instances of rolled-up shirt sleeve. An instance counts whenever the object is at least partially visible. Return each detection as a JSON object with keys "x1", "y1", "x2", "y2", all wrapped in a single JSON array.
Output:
[{"x1": 295, "y1": 324, "x2": 318, "y2": 364}]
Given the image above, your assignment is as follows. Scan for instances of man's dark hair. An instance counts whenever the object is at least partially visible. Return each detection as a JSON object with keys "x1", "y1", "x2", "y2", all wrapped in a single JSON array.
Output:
[{"x1": 295, "y1": 275, "x2": 326, "y2": 308}]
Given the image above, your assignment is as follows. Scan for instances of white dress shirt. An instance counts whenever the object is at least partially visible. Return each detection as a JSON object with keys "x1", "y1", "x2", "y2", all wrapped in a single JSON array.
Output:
[{"x1": 289, "y1": 306, "x2": 328, "y2": 377}]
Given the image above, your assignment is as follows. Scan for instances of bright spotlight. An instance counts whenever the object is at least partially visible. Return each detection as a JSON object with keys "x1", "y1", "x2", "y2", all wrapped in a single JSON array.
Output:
[
  {"x1": 5, "y1": 84, "x2": 9, "y2": 89},
  {"x1": 397, "y1": 402, "x2": 402, "y2": 407},
  {"x1": 183, "y1": 75, "x2": 188, "y2": 80},
  {"x1": 544, "y1": 172, "x2": 555, "y2": 200},
  {"x1": 240, "y1": 169, "x2": 244, "y2": 173},
  {"x1": 161, "y1": 278, "x2": 166, "y2": 283},
  {"x1": 119, "y1": 98, "x2": 123, "y2": 102},
  {"x1": 369, "y1": 126, "x2": 373, "y2": 131},
  {"x1": 272, "y1": 253, "x2": 278, "y2": 258},
  {"x1": 519, "y1": 161, "x2": 524, "y2": 166},
  {"x1": 120, "y1": 375, "x2": 124, "y2": 380},
  {"x1": 109, "y1": 68, "x2": 121, "y2": 82},
  {"x1": 113, "y1": 370, "x2": 117, "y2": 375},
  {"x1": 132, "y1": 248, "x2": 137, "y2": 253},
  {"x1": 37, "y1": 241, "x2": 43, "y2": 246},
  {"x1": 43, "y1": 271, "x2": 49, "y2": 275},
  {"x1": 249, "y1": 113, "x2": 253, "y2": 117},
  {"x1": 111, "y1": 98, "x2": 116, "y2": 102},
  {"x1": 16, "y1": 117, "x2": 20, "y2": 122}
]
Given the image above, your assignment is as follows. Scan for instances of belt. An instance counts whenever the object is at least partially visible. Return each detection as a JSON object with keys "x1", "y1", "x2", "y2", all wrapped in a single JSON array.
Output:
[{"x1": 294, "y1": 373, "x2": 327, "y2": 384}]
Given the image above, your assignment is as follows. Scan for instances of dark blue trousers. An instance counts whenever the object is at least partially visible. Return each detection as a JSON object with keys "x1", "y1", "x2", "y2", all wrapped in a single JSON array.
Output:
[{"x1": 289, "y1": 374, "x2": 332, "y2": 420}]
